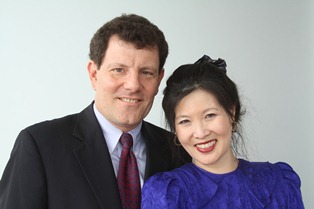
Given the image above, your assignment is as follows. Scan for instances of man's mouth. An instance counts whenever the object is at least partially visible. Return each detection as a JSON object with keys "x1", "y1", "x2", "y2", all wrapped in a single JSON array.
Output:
[{"x1": 120, "y1": 97, "x2": 140, "y2": 103}]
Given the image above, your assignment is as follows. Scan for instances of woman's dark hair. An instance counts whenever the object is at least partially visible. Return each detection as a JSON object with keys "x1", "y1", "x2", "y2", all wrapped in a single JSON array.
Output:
[
  {"x1": 162, "y1": 55, "x2": 246, "y2": 159},
  {"x1": 89, "y1": 13, "x2": 168, "y2": 73}
]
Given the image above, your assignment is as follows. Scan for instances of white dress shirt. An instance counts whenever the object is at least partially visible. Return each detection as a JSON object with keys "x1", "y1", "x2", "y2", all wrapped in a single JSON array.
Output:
[{"x1": 93, "y1": 104, "x2": 147, "y2": 187}]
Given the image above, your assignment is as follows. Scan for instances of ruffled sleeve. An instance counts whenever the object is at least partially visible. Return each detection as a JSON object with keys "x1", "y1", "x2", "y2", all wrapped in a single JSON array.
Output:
[
  {"x1": 142, "y1": 164, "x2": 218, "y2": 209},
  {"x1": 141, "y1": 173, "x2": 181, "y2": 209},
  {"x1": 274, "y1": 162, "x2": 305, "y2": 209},
  {"x1": 239, "y1": 160, "x2": 305, "y2": 208}
]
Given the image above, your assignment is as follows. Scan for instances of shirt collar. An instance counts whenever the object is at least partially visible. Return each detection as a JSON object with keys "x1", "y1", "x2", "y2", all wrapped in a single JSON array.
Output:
[{"x1": 93, "y1": 103, "x2": 142, "y2": 154}]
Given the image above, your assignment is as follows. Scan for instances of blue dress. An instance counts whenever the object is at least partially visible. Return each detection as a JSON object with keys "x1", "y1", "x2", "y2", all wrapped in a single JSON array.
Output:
[{"x1": 141, "y1": 159, "x2": 304, "y2": 209}]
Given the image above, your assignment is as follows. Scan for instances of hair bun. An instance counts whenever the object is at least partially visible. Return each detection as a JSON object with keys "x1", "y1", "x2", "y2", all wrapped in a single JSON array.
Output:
[{"x1": 194, "y1": 55, "x2": 227, "y2": 73}]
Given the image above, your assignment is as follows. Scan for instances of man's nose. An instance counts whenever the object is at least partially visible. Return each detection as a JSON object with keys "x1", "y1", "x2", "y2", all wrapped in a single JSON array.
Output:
[{"x1": 123, "y1": 72, "x2": 141, "y2": 92}]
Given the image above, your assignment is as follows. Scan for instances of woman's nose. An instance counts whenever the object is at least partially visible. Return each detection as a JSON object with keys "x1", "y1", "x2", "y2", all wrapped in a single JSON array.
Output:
[{"x1": 193, "y1": 122, "x2": 210, "y2": 139}]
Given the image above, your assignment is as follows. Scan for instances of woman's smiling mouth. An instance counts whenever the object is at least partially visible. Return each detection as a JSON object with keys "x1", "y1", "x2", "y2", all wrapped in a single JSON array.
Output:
[{"x1": 195, "y1": 140, "x2": 217, "y2": 153}]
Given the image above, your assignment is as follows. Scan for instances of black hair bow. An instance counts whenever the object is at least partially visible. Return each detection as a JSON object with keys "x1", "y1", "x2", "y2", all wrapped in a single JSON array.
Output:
[{"x1": 194, "y1": 55, "x2": 227, "y2": 73}]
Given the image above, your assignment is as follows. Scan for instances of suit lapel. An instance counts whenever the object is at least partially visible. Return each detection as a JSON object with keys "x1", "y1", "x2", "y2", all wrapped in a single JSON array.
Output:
[
  {"x1": 141, "y1": 122, "x2": 174, "y2": 180},
  {"x1": 72, "y1": 104, "x2": 122, "y2": 209}
]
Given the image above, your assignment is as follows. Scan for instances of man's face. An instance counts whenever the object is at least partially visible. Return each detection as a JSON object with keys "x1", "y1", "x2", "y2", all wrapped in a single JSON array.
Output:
[{"x1": 88, "y1": 36, "x2": 164, "y2": 132}]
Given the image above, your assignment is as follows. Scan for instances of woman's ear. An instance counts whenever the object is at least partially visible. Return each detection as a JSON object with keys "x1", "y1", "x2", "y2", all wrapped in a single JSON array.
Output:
[
  {"x1": 230, "y1": 106, "x2": 236, "y2": 122},
  {"x1": 230, "y1": 106, "x2": 238, "y2": 133}
]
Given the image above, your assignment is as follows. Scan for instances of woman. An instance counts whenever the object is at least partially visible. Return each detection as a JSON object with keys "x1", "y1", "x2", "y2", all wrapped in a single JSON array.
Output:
[{"x1": 141, "y1": 55, "x2": 304, "y2": 209}]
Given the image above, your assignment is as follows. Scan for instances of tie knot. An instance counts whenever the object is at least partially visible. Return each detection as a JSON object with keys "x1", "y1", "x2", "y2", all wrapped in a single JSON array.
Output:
[{"x1": 120, "y1": 133, "x2": 133, "y2": 149}]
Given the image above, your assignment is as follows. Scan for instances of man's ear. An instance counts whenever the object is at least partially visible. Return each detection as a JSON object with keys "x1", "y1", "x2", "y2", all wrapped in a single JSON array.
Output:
[
  {"x1": 155, "y1": 68, "x2": 165, "y2": 95},
  {"x1": 87, "y1": 60, "x2": 98, "y2": 90},
  {"x1": 158, "y1": 68, "x2": 165, "y2": 83}
]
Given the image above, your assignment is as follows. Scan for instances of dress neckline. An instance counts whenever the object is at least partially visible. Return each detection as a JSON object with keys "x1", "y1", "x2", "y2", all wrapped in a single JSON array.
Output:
[{"x1": 189, "y1": 159, "x2": 242, "y2": 180}]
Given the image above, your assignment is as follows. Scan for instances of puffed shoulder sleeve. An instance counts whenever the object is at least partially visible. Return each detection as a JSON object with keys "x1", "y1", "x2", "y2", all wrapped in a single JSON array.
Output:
[
  {"x1": 141, "y1": 173, "x2": 181, "y2": 209},
  {"x1": 275, "y1": 162, "x2": 305, "y2": 209}
]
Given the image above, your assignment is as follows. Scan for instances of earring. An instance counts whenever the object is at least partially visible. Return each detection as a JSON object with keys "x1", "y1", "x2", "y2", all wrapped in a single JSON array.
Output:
[
  {"x1": 173, "y1": 135, "x2": 182, "y2": 146},
  {"x1": 232, "y1": 122, "x2": 238, "y2": 133}
]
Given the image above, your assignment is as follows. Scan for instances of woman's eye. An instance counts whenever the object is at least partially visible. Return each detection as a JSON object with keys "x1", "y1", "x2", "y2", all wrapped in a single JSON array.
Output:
[{"x1": 178, "y1": 119, "x2": 190, "y2": 125}]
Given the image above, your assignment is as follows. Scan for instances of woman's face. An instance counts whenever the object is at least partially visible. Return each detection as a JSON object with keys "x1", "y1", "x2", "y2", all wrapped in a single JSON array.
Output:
[{"x1": 174, "y1": 89, "x2": 236, "y2": 173}]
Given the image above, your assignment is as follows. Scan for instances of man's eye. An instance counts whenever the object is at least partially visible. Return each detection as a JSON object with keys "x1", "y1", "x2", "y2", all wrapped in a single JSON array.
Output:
[
  {"x1": 141, "y1": 70, "x2": 155, "y2": 77},
  {"x1": 113, "y1": 68, "x2": 123, "y2": 73}
]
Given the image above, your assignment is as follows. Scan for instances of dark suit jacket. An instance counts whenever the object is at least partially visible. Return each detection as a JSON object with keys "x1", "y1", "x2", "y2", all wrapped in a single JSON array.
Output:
[{"x1": 0, "y1": 103, "x2": 188, "y2": 209}]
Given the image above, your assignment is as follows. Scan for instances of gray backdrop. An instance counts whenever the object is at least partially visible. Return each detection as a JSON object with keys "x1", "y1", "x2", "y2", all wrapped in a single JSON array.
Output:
[{"x1": 0, "y1": 0, "x2": 313, "y2": 208}]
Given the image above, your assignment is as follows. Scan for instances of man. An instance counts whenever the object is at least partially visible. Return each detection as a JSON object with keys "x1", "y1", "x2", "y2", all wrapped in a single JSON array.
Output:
[{"x1": 0, "y1": 14, "x2": 189, "y2": 209}]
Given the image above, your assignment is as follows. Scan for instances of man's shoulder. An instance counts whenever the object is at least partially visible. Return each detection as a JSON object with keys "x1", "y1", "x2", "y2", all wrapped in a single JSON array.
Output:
[
  {"x1": 142, "y1": 121, "x2": 173, "y2": 137},
  {"x1": 20, "y1": 105, "x2": 93, "y2": 139},
  {"x1": 25, "y1": 104, "x2": 93, "y2": 133},
  {"x1": 25, "y1": 113, "x2": 79, "y2": 132}
]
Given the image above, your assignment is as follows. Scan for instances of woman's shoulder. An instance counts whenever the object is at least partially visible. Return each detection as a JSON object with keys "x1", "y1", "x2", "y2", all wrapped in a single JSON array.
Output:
[
  {"x1": 272, "y1": 162, "x2": 302, "y2": 186},
  {"x1": 238, "y1": 159, "x2": 304, "y2": 208},
  {"x1": 240, "y1": 159, "x2": 301, "y2": 185},
  {"x1": 144, "y1": 163, "x2": 197, "y2": 187},
  {"x1": 142, "y1": 163, "x2": 222, "y2": 208},
  {"x1": 142, "y1": 163, "x2": 199, "y2": 209}
]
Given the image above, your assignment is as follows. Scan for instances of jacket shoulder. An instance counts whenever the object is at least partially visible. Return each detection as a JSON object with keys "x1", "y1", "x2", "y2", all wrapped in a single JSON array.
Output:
[
  {"x1": 142, "y1": 121, "x2": 173, "y2": 136},
  {"x1": 23, "y1": 113, "x2": 79, "y2": 139}
]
